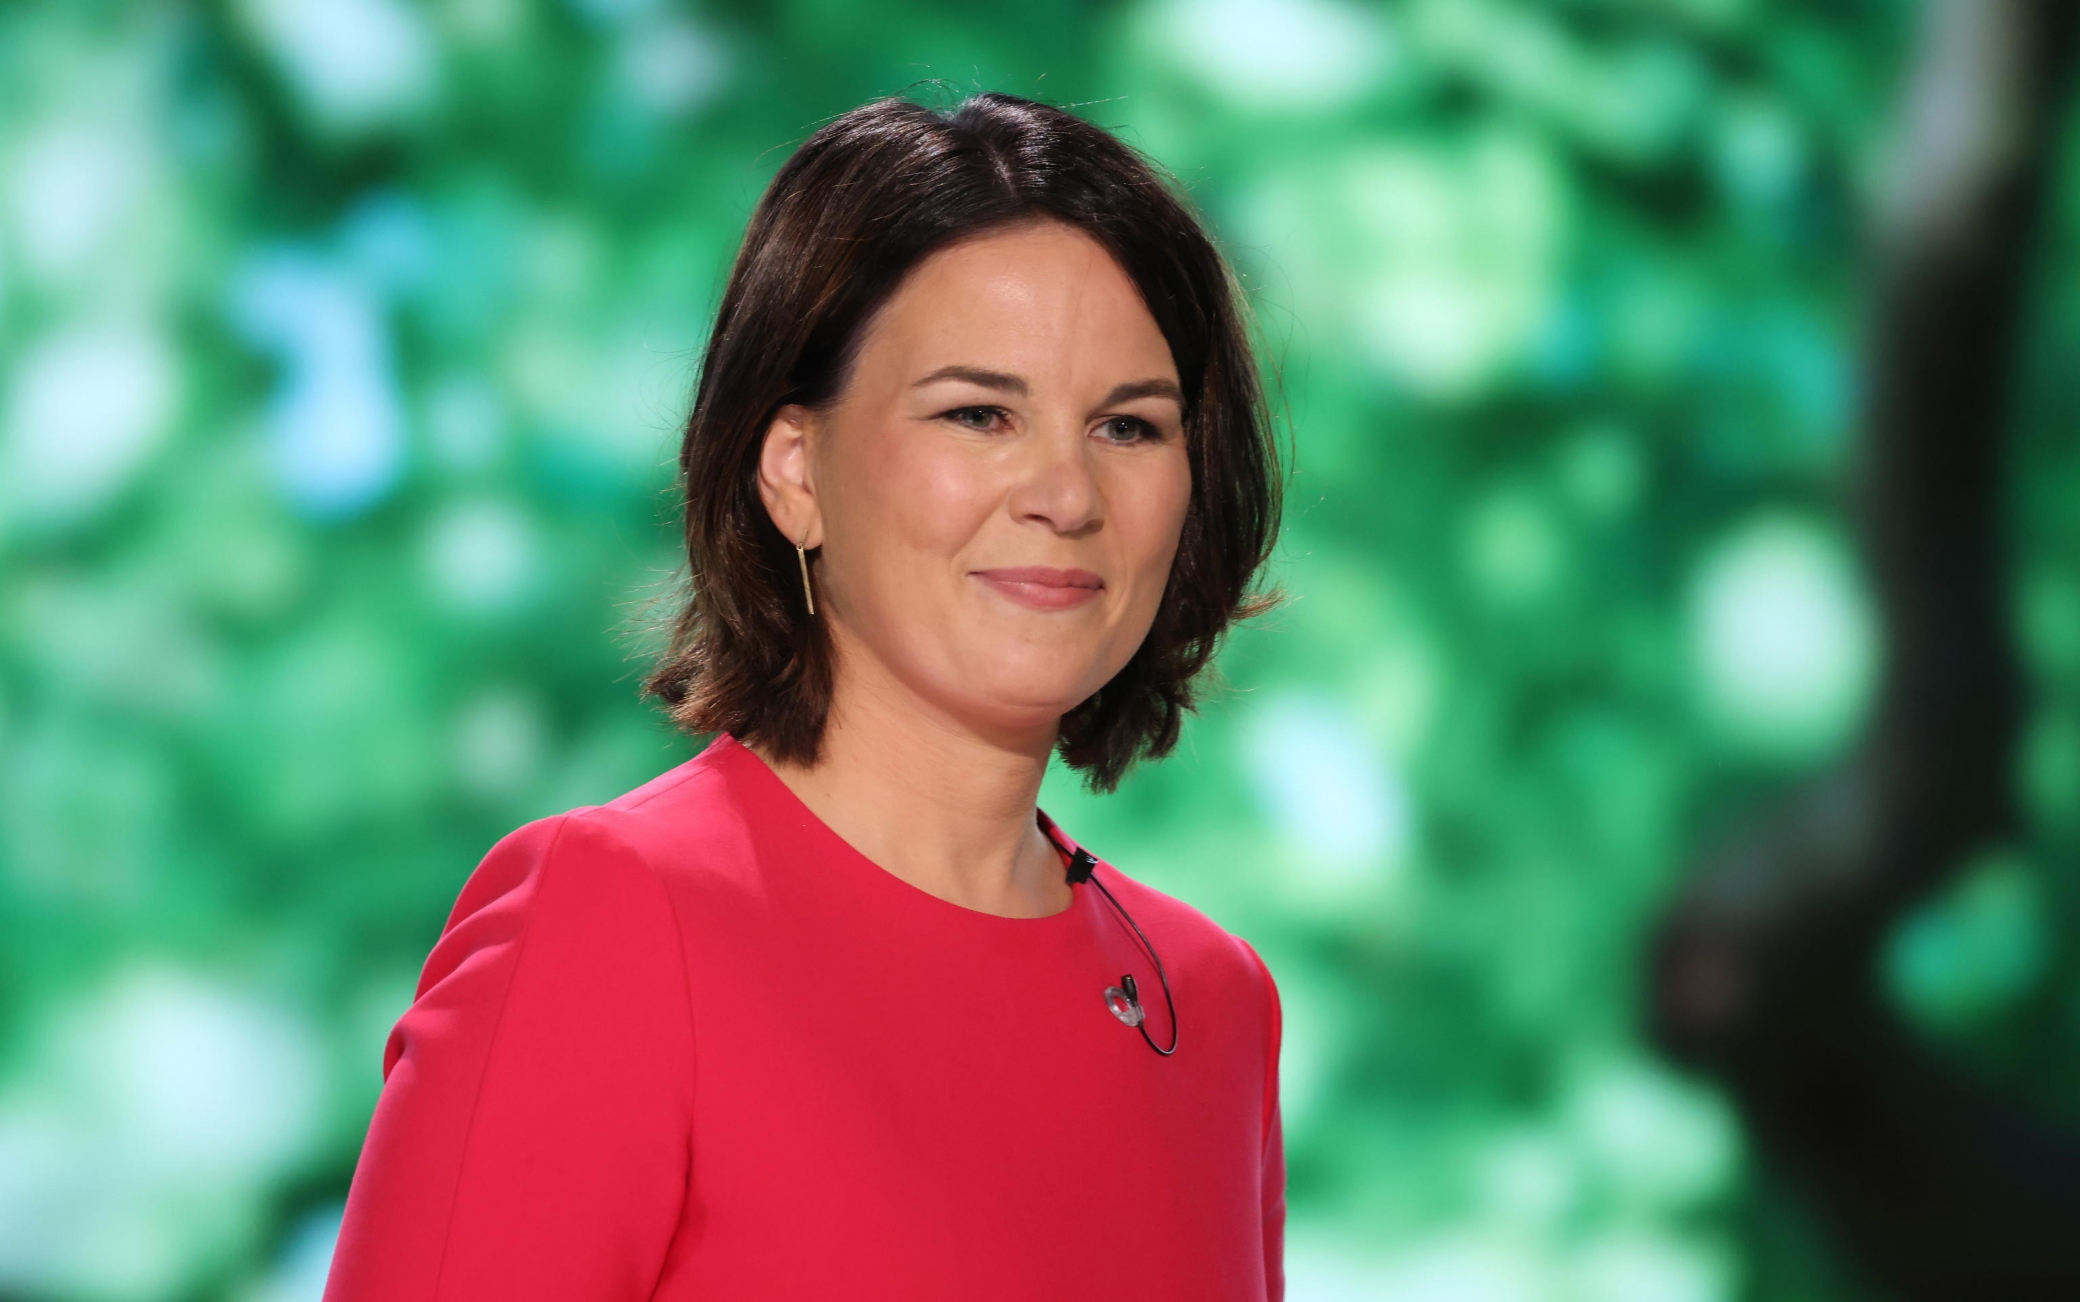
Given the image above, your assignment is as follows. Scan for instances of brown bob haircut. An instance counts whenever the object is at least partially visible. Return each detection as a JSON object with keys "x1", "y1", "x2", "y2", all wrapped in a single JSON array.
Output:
[{"x1": 644, "y1": 90, "x2": 1285, "y2": 793}]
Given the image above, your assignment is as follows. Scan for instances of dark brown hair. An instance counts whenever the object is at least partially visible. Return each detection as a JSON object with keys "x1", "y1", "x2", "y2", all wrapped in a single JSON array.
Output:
[{"x1": 644, "y1": 90, "x2": 1285, "y2": 793}]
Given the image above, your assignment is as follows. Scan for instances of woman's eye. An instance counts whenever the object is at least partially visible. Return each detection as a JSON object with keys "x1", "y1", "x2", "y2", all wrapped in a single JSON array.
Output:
[
  {"x1": 946, "y1": 406, "x2": 1005, "y2": 431},
  {"x1": 1100, "y1": 416, "x2": 1156, "y2": 444}
]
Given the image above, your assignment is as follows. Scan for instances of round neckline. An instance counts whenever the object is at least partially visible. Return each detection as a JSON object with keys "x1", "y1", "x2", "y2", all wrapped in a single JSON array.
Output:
[{"x1": 713, "y1": 731, "x2": 1096, "y2": 929}]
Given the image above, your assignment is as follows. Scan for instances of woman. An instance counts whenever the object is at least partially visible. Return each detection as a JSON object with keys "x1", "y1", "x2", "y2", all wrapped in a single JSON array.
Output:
[{"x1": 324, "y1": 90, "x2": 1288, "y2": 1301}]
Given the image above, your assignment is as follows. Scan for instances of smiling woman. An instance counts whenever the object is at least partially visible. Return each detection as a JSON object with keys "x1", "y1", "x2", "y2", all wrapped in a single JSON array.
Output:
[
  {"x1": 657, "y1": 95, "x2": 1282, "y2": 803},
  {"x1": 323, "y1": 92, "x2": 1289, "y2": 1302}
]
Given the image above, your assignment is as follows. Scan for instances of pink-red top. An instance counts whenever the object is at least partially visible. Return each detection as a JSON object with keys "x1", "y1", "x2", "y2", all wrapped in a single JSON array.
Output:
[{"x1": 323, "y1": 731, "x2": 1285, "y2": 1301}]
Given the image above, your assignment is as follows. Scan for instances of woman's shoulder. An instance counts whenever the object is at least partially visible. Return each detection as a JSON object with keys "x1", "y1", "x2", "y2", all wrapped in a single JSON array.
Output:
[
  {"x1": 389, "y1": 774, "x2": 716, "y2": 1082},
  {"x1": 473, "y1": 733, "x2": 763, "y2": 896},
  {"x1": 426, "y1": 736, "x2": 755, "y2": 970},
  {"x1": 1087, "y1": 861, "x2": 1280, "y2": 1004}
]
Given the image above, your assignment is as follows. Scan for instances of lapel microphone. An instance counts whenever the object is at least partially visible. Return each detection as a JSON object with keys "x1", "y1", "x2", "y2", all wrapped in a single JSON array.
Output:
[{"x1": 1041, "y1": 814, "x2": 1179, "y2": 1057}]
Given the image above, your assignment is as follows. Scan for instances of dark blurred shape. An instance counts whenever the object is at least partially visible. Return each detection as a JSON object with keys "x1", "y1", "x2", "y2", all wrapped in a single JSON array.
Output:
[{"x1": 1647, "y1": 0, "x2": 2080, "y2": 1296}]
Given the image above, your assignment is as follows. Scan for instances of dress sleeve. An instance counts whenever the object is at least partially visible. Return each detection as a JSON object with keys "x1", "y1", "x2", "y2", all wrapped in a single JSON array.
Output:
[
  {"x1": 1236, "y1": 937, "x2": 1288, "y2": 1302},
  {"x1": 1263, "y1": 1095, "x2": 1288, "y2": 1302},
  {"x1": 323, "y1": 812, "x2": 697, "y2": 1302}
]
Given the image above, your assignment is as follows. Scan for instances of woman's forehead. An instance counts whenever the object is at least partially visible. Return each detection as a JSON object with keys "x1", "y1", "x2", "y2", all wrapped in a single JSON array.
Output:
[{"x1": 857, "y1": 231, "x2": 1178, "y2": 391}]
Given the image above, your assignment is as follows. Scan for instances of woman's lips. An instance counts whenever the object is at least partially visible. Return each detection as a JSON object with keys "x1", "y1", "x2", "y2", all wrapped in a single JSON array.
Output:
[{"x1": 973, "y1": 566, "x2": 1105, "y2": 611}]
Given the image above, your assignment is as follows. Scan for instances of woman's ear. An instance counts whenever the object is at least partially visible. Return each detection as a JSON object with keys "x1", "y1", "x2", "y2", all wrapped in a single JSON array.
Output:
[{"x1": 757, "y1": 403, "x2": 823, "y2": 549}]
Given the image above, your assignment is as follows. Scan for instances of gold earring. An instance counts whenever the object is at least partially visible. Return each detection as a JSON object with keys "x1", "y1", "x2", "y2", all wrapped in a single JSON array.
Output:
[{"x1": 795, "y1": 537, "x2": 816, "y2": 616}]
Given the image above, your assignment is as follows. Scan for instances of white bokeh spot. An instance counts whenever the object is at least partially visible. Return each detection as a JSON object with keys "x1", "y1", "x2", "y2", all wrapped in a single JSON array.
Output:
[
  {"x1": 239, "y1": 0, "x2": 439, "y2": 134},
  {"x1": 1144, "y1": 0, "x2": 1397, "y2": 111},
  {"x1": 0, "y1": 966, "x2": 325, "y2": 1298},
  {"x1": 1689, "y1": 514, "x2": 1877, "y2": 758},
  {"x1": 8, "y1": 118, "x2": 155, "y2": 283},
  {"x1": 0, "y1": 318, "x2": 178, "y2": 531},
  {"x1": 1241, "y1": 690, "x2": 1414, "y2": 894},
  {"x1": 424, "y1": 497, "x2": 539, "y2": 614}
]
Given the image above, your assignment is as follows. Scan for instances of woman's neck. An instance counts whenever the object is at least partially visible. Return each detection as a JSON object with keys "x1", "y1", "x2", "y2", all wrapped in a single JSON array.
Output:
[{"x1": 747, "y1": 642, "x2": 1075, "y2": 919}]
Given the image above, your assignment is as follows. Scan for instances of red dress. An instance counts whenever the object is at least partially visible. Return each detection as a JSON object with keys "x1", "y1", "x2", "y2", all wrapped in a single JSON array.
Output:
[{"x1": 323, "y1": 731, "x2": 1286, "y2": 1300}]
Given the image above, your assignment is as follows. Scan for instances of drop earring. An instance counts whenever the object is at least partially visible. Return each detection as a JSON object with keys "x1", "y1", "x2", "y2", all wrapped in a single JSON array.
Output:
[{"x1": 795, "y1": 535, "x2": 816, "y2": 616}]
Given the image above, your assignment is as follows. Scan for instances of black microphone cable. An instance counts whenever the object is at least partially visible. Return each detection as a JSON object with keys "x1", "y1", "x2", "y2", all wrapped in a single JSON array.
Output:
[{"x1": 1041, "y1": 815, "x2": 1178, "y2": 1057}]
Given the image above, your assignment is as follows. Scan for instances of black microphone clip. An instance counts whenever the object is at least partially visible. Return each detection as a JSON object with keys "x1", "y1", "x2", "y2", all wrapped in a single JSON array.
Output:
[{"x1": 1064, "y1": 847, "x2": 1098, "y2": 884}]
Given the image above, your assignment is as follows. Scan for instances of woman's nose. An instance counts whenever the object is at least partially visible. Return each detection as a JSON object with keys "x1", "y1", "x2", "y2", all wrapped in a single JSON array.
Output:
[{"x1": 1008, "y1": 420, "x2": 1103, "y2": 534}]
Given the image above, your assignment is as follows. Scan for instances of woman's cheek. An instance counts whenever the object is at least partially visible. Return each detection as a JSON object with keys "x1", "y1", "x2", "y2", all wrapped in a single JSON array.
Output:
[
  {"x1": 1122, "y1": 459, "x2": 1192, "y2": 584},
  {"x1": 907, "y1": 444, "x2": 1000, "y2": 546}
]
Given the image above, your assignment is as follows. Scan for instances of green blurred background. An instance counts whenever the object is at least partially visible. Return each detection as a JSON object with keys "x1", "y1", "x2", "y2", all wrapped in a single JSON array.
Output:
[{"x1": 3, "y1": 0, "x2": 2078, "y2": 1298}]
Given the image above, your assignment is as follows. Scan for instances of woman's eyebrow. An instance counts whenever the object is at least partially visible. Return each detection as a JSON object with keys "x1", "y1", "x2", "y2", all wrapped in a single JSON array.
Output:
[
  {"x1": 911, "y1": 366, "x2": 1183, "y2": 409},
  {"x1": 912, "y1": 365, "x2": 1027, "y2": 395},
  {"x1": 1100, "y1": 378, "x2": 1184, "y2": 407}
]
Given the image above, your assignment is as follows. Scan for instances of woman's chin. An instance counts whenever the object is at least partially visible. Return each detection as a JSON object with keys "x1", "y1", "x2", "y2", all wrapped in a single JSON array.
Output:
[{"x1": 943, "y1": 679, "x2": 1100, "y2": 734}]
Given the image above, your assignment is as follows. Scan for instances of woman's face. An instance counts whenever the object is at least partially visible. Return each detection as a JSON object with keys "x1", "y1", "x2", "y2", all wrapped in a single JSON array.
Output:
[{"x1": 760, "y1": 219, "x2": 1193, "y2": 743}]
